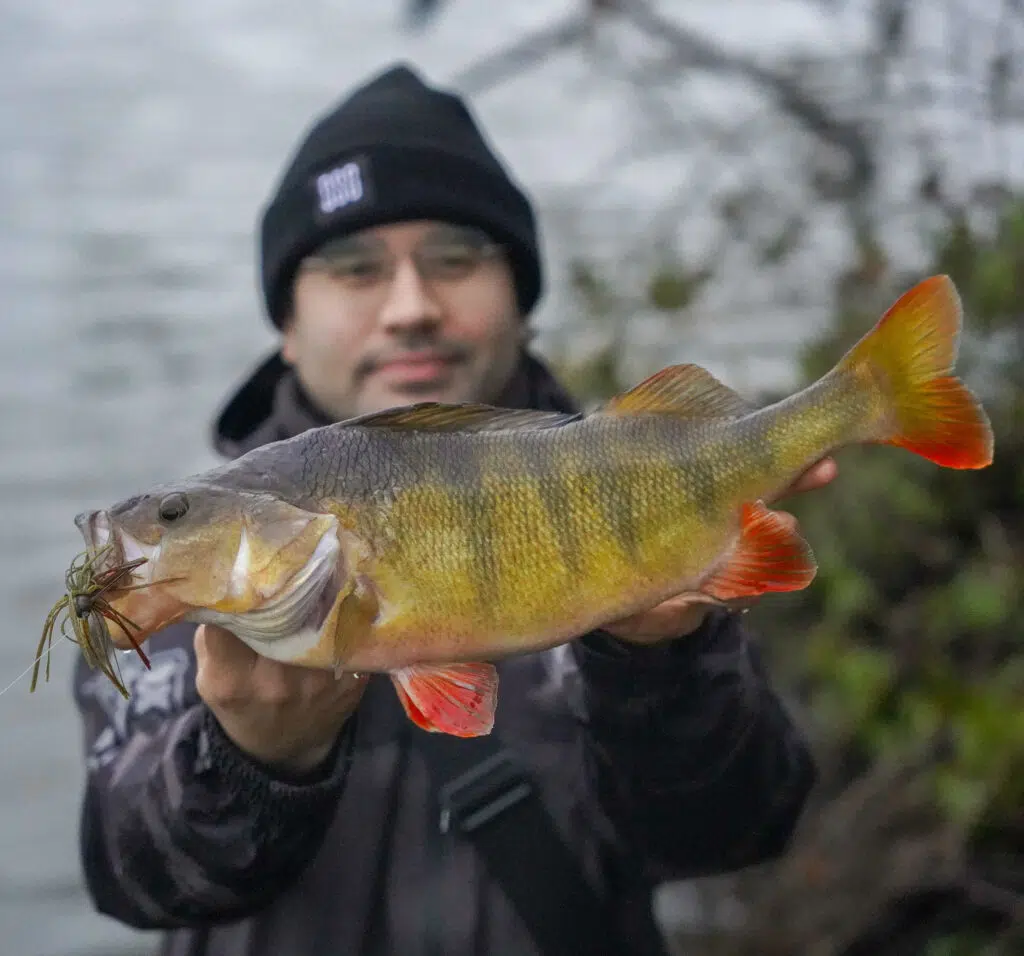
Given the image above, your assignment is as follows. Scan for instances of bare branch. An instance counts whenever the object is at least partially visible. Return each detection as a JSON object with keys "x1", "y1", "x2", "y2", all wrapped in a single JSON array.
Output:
[
  {"x1": 615, "y1": 0, "x2": 875, "y2": 198},
  {"x1": 442, "y1": 0, "x2": 873, "y2": 199},
  {"x1": 450, "y1": 14, "x2": 590, "y2": 95}
]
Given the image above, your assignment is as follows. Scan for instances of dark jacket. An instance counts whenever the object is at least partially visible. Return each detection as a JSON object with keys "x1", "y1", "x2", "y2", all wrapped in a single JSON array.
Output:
[{"x1": 73, "y1": 350, "x2": 817, "y2": 956}]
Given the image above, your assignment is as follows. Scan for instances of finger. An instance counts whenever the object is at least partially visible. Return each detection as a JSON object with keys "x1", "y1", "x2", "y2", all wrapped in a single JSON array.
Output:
[
  {"x1": 800, "y1": 457, "x2": 838, "y2": 491},
  {"x1": 331, "y1": 669, "x2": 372, "y2": 695},
  {"x1": 606, "y1": 600, "x2": 711, "y2": 640},
  {"x1": 331, "y1": 670, "x2": 372, "y2": 710},
  {"x1": 195, "y1": 624, "x2": 257, "y2": 705},
  {"x1": 196, "y1": 623, "x2": 258, "y2": 667},
  {"x1": 244, "y1": 647, "x2": 349, "y2": 706},
  {"x1": 259, "y1": 659, "x2": 370, "y2": 708},
  {"x1": 776, "y1": 457, "x2": 838, "y2": 500},
  {"x1": 248, "y1": 657, "x2": 299, "y2": 706},
  {"x1": 309, "y1": 668, "x2": 372, "y2": 713}
]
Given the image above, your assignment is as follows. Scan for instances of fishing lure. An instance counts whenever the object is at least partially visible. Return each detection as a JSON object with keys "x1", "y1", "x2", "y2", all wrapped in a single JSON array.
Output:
[{"x1": 33, "y1": 546, "x2": 151, "y2": 698}]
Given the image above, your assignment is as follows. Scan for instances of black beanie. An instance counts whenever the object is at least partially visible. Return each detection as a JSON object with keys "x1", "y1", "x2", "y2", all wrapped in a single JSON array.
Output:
[{"x1": 259, "y1": 63, "x2": 543, "y2": 327}]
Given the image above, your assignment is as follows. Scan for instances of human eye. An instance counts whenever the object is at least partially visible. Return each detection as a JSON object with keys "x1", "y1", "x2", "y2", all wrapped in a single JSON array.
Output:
[
  {"x1": 304, "y1": 237, "x2": 390, "y2": 286},
  {"x1": 423, "y1": 244, "x2": 481, "y2": 278},
  {"x1": 327, "y1": 252, "x2": 388, "y2": 285},
  {"x1": 419, "y1": 228, "x2": 498, "y2": 279}
]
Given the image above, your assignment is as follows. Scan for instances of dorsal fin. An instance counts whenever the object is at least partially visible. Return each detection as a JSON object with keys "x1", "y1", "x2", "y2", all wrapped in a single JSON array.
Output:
[
  {"x1": 344, "y1": 402, "x2": 579, "y2": 433},
  {"x1": 600, "y1": 364, "x2": 754, "y2": 420}
]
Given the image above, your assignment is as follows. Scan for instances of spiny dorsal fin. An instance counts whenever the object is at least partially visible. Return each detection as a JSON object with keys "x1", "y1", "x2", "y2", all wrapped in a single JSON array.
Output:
[
  {"x1": 344, "y1": 402, "x2": 579, "y2": 433},
  {"x1": 600, "y1": 364, "x2": 754, "y2": 420}
]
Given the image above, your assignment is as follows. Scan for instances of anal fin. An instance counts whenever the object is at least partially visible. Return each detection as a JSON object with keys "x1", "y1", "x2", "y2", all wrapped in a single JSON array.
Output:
[
  {"x1": 701, "y1": 501, "x2": 817, "y2": 601},
  {"x1": 391, "y1": 662, "x2": 498, "y2": 737}
]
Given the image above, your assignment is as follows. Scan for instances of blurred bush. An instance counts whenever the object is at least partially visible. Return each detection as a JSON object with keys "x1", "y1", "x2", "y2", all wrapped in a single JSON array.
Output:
[
  {"x1": 726, "y1": 196, "x2": 1023, "y2": 956},
  {"x1": 558, "y1": 198, "x2": 1023, "y2": 954}
]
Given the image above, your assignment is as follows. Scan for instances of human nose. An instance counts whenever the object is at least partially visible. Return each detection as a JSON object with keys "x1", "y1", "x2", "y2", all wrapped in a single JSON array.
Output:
[{"x1": 377, "y1": 258, "x2": 443, "y2": 332}]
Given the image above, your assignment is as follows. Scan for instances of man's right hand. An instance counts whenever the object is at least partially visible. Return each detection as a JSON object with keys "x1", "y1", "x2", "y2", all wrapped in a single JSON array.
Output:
[{"x1": 194, "y1": 623, "x2": 369, "y2": 776}]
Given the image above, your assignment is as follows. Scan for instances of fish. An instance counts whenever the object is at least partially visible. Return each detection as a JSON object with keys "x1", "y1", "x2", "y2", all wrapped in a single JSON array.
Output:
[{"x1": 62, "y1": 274, "x2": 992, "y2": 737}]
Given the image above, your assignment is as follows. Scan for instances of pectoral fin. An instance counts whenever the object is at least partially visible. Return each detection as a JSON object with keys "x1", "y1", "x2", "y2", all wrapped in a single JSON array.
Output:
[{"x1": 391, "y1": 662, "x2": 498, "y2": 737}]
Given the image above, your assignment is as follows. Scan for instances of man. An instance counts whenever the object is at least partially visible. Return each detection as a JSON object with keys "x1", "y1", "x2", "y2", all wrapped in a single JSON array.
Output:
[{"x1": 74, "y1": 63, "x2": 832, "y2": 956}]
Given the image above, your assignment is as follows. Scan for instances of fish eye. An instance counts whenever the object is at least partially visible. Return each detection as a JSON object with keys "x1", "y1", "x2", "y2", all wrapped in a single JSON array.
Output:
[{"x1": 158, "y1": 492, "x2": 190, "y2": 523}]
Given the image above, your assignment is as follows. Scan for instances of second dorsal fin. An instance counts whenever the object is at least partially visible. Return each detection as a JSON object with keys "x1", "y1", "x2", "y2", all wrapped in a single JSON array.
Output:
[{"x1": 600, "y1": 364, "x2": 753, "y2": 420}]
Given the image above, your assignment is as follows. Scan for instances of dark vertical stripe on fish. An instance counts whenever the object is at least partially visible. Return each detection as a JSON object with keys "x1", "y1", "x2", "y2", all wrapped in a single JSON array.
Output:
[
  {"x1": 534, "y1": 441, "x2": 584, "y2": 580},
  {"x1": 590, "y1": 422, "x2": 643, "y2": 564},
  {"x1": 686, "y1": 454, "x2": 722, "y2": 522},
  {"x1": 462, "y1": 437, "x2": 502, "y2": 616}
]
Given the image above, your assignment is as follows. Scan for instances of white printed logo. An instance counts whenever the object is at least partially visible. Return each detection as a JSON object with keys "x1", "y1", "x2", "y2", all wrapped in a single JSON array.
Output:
[{"x1": 316, "y1": 161, "x2": 365, "y2": 214}]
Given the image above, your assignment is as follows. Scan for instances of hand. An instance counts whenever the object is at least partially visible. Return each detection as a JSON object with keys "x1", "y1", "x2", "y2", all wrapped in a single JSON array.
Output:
[
  {"x1": 194, "y1": 624, "x2": 370, "y2": 774},
  {"x1": 602, "y1": 457, "x2": 839, "y2": 645}
]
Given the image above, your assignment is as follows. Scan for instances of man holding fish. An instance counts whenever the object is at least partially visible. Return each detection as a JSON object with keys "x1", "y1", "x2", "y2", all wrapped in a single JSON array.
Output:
[{"x1": 68, "y1": 63, "x2": 990, "y2": 956}]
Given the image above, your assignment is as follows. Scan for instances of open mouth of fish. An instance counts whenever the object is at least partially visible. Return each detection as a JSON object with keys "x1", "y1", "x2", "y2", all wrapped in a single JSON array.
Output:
[
  {"x1": 74, "y1": 511, "x2": 159, "y2": 585},
  {"x1": 72, "y1": 509, "x2": 343, "y2": 648}
]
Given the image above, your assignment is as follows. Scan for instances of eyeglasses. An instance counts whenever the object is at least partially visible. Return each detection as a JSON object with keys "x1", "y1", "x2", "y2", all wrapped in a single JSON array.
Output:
[{"x1": 299, "y1": 227, "x2": 505, "y2": 288}]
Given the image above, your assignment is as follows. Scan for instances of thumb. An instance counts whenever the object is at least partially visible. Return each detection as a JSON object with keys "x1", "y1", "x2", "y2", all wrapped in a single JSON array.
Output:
[{"x1": 195, "y1": 624, "x2": 258, "y2": 700}]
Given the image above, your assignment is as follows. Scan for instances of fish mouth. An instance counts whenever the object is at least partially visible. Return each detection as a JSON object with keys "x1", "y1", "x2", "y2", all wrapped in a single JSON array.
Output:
[
  {"x1": 72, "y1": 509, "x2": 187, "y2": 649},
  {"x1": 73, "y1": 510, "x2": 159, "y2": 586}
]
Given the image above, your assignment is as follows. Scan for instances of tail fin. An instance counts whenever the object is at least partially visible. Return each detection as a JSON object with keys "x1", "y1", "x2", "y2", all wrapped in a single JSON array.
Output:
[{"x1": 837, "y1": 275, "x2": 994, "y2": 469}]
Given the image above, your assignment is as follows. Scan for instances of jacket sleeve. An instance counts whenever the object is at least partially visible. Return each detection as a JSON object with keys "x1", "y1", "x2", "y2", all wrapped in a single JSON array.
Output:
[
  {"x1": 73, "y1": 622, "x2": 357, "y2": 929},
  {"x1": 571, "y1": 608, "x2": 817, "y2": 883}
]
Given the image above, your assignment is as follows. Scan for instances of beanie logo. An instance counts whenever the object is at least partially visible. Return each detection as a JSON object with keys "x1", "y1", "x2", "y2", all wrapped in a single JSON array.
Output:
[{"x1": 314, "y1": 159, "x2": 369, "y2": 216}]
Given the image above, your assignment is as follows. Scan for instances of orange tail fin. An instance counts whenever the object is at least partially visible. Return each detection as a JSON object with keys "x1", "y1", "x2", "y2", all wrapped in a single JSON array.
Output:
[{"x1": 837, "y1": 275, "x2": 994, "y2": 469}]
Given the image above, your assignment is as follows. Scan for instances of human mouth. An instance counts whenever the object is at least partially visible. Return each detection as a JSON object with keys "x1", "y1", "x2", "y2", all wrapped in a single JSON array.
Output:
[{"x1": 374, "y1": 353, "x2": 457, "y2": 385}]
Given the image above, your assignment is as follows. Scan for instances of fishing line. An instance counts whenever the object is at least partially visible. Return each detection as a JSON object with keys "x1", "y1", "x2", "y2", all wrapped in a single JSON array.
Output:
[{"x1": 0, "y1": 638, "x2": 73, "y2": 699}]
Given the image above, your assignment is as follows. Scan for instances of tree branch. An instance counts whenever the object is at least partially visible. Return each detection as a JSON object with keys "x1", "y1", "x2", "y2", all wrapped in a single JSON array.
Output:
[
  {"x1": 442, "y1": 0, "x2": 874, "y2": 200},
  {"x1": 450, "y1": 13, "x2": 591, "y2": 94},
  {"x1": 615, "y1": 0, "x2": 875, "y2": 198}
]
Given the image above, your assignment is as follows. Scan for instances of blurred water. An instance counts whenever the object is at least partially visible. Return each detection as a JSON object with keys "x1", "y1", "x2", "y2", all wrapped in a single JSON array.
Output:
[{"x1": 1, "y1": 1, "x2": 1012, "y2": 953}]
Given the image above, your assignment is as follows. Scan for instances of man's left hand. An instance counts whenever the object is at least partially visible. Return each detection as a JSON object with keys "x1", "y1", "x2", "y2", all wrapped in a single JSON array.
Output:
[{"x1": 602, "y1": 457, "x2": 838, "y2": 646}]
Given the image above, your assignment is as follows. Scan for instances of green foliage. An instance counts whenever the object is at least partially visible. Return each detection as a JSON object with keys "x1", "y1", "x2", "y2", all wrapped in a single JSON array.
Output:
[
  {"x1": 568, "y1": 258, "x2": 619, "y2": 320},
  {"x1": 560, "y1": 196, "x2": 1024, "y2": 952},
  {"x1": 924, "y1": 933, "x2": 1020, "y2": 956},
  {"x1": 646, "y1": 264, "x2": 712, "y2": 312},
  {"x1": 748, "y1": 197, "x2": 1024, "y2": 950},
  {"x1": 936, "y1": 203, "x2": 1024, "y2": 334}
]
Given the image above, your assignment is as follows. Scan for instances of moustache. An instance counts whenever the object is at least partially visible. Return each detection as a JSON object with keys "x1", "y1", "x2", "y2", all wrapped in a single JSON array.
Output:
[{"x1": 355, "y1": 341, "x2": 472, "y2": 380}]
